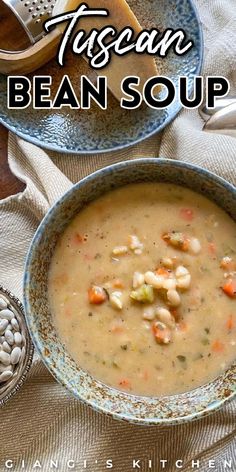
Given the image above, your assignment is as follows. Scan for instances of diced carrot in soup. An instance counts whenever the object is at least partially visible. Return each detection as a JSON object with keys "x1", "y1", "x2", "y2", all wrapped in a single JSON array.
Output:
[
  {"x1": 179, "y1": 208, "x2": 194, "y2": 221},
  {"x1": 152, "y1": 321, "x2": 171, "y2": 344},
  {"x1": 222, "y1": 279, "x2": 236, "y2": 298},
  {"x1": 111, "y1": 324, "x2": 124, "y2": 334},
  {"x1": 88, "y1": 286, "x2": 107, "y2": 304},
  {"x1": 212, "y1": 340, "x2": 225, "y2": 353},
  {"x1": 113, "y1": 279, "x2": 124, "y2": 289},
  {"x1": 177, "y1": 321, "x2": 188, "y2": 332},
  {"x1": 73, "y1": 233, "x2": 84, "y2": 244},
  {"x1": 156, "y1": 267, "x2": 170, "y2": 277},
  {"x1": 84, "y1": 254, "x2": 93, "y2": 261},
  {"x1": 119, "y1": 379, "x2": 131, "y2": 389},
  {"x1": 220, "y1": 257, "x2": 235, "y2": 271},
  {"x1": 208, "y1": 242, "x2": 217, "y2": 255},
  {"x1": 142, "y1": 370, "x2": 149, "y2": 381},
  {"x1": 226, "y1": 315, "x2": 234, "y2": 331}
]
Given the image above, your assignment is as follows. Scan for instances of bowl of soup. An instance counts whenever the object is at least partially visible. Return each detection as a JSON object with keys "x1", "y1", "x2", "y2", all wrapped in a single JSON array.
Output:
[{"x1": 23, "y1": 159, "x2": 236, "y2": 425}]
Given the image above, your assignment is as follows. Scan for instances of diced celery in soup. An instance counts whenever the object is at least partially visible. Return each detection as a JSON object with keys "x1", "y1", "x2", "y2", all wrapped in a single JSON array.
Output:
[{"x1": 48, "y1": 183, "x2": 236, "y2": 396}]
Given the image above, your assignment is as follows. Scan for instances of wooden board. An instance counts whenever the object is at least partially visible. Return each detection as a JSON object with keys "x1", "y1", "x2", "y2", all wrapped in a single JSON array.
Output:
[
  {"x1": 53, "y1": 0, "x2": 158, "y2": 101},
  {"x1": 0, "y1": 126, "x2": 25, "y2": 199}
]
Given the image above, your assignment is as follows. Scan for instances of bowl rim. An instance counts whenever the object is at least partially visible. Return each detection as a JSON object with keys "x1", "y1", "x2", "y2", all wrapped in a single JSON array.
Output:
[
  {"x1": 0, "y1": 0, "x2": 204, "y2": 155},
  {"x1": 23, "y1": 158, "x2": 236, "y2": 425},
  {"x1": 0, "y1": 285, "x2": 34, "y2": 407}
]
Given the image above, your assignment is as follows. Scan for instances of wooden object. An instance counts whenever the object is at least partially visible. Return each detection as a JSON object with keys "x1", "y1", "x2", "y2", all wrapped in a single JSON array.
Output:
[
  {"x1": 0, "y1": 1, "x2": 30, "y2": 51},
  {"x1": 0, "y1": 125, "x2": 25, "y2": 199},
  {"x1": 0, "y1": 29, "x2": 61, "y2": 75},
  {"x1": 53, "y1": 0, "x2": 158, "y2": 101},
  {"x1": 0, "y1": 1, "x2": 61, "y2": 74}
]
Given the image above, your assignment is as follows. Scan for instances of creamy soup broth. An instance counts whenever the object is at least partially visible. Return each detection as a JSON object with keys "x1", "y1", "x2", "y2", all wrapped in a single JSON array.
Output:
[{"x1": 48, "y1": 183, "x2": 236, "y2": 396}]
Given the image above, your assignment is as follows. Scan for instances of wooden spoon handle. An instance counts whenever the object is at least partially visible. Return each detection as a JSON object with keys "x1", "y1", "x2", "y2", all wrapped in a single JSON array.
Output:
[{"x1": 0, "y1": 29, "x2": 61, "y2": 75}]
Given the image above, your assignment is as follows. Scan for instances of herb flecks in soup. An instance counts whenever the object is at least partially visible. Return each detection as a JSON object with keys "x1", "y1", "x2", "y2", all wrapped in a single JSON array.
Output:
[{"x1": 48, "y1": 183, "x2": 236, "y2": 396}]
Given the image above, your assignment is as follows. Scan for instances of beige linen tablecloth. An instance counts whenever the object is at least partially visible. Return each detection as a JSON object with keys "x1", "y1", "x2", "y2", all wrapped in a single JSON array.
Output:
[{"x1": 0, "y1": 0, "x2": 236, "y2": 470}]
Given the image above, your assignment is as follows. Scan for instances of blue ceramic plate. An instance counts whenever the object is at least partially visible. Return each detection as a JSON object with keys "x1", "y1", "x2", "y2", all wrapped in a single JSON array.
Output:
[
  {"x1": 0, "y1": 0, "x2": 203, "y2": 154},
  {"x1": 23, "y1": 159, "x2": 236, "y2": 425}
]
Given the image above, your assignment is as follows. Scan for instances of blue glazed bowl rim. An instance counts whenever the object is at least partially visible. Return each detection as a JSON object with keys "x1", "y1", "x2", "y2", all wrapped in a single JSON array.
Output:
[
  {"x1": 0, "y1": 0, "x2": 204, "y2": 155},
  {"x1": 23, "y1": 158, "x2": 236, "y2": 425}
]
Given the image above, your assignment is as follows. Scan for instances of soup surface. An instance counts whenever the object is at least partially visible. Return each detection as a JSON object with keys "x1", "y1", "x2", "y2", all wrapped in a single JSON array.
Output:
[{"x1": 48, "y1": 183, "x2": 236, "y2": 396}]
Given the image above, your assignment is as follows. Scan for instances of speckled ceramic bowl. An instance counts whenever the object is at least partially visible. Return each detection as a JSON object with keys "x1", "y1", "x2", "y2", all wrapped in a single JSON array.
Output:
[
  {"x1": 0, "y1": 0, "x2": 203, "y2": 154},
  {"x1": 23, "y1": 159, "x2": 236, "y2": 425}
]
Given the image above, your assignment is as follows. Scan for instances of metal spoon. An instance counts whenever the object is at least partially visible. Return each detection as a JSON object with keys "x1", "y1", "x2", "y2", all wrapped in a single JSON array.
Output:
[
  {"x1": 199, "y1": 96, "x2": 236, "y2": 121},
  {"x1": 203, "y1": 102, "x2": 236, "y2": 136}
]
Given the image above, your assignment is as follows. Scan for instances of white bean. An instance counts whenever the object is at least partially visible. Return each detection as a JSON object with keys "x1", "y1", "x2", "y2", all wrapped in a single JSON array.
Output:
[
  {"x1": 142, "y1": 307, "x2": 155, "y2": 321},
  {"x1": 161, "y1": 257, "x2": 174, "y2": 269},
  {"x1": 0, "y1": 370, "x2": 13, "y2": 383},
  {"x1": 0, "y1": 294, "x2": 9, "y2": 304},
  {"x1": 167, "y1": 289, "x2": 181, "y2": 307},
  {"x1": 0, "y1": 350, "x2": 11, "y2": 365},
  {"x1": 189, "y1": 238, "x2": 201, "y2": 255},
  {"x1": 21, "y1": 346, "x2": 26, "y2": 362},
  {"x1": 175, "y1": 266, "x2": 189, "y2": 278},
  {"x1": 162, "y1": 278, "x2": 176, "y2": 290},
  {"x1": 175, "y1": 266, "x2": 191, "y2": 289},
  {"x1": 155, "y1": 307, "x2": 175, "y2": 328},
  {"x1": 110, "y1": 292, "x2": 123, "y2": 310},
  {"x1": 14, "y1": 332, "x2": 22, "y2": 346},
  {"x1": 5, "y1": 330, "x2": 14, "y2": 345},
  {"x1": 0, "y1": 298, "x2": 8, "y2": 310},
  {"x1": 177, "y1": 274, "x2": 191, "y2": 289},
  {"x1": 10, "y1": 306, "x2": 19, "y2": 318},
  {"x1": 2, "y1": 341, "x2": 11, "y2": 354},
  {"x1": 0, "y1": 309, "x2": 14, "y2": 321},
  {"x1": 0, "y1": 363, "x2": 13, "y2": 373},
  {"x1": 128, "y1": 235, "x2": 143, "y2": 253},
  {"x1": 142, "y1": 321, "x2": 151, "y2": 331},
  {"x1": 11, "y1": 318, "x2": 20, "y2": 332},
  {"x1": 11, "y1": 347, "x2": 21, "y2": 365},
  {"x1": 0, "y1": 319, "x2": 9, "y2": 335},
  {"x1": 133, "y1": 272, "x2": 145, "y2": 289},
  {"x1": 112, "y1": 246, "x2": 128, "y2": 256},
  {"x1": 144, "y1": 271, "x2": 164, "y2": 289}
]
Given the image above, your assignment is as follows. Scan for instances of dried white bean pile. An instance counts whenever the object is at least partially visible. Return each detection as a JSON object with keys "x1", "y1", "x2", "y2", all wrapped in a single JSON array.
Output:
[{"x1": 0, "y1": 295, "x2": 25, "y2": 384}]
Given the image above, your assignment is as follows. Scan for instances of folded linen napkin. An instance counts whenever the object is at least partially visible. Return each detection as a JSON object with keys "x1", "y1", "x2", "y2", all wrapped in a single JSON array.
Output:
[{"x1": 0, "y1": 0, "x2": 236, "y2": 470}]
